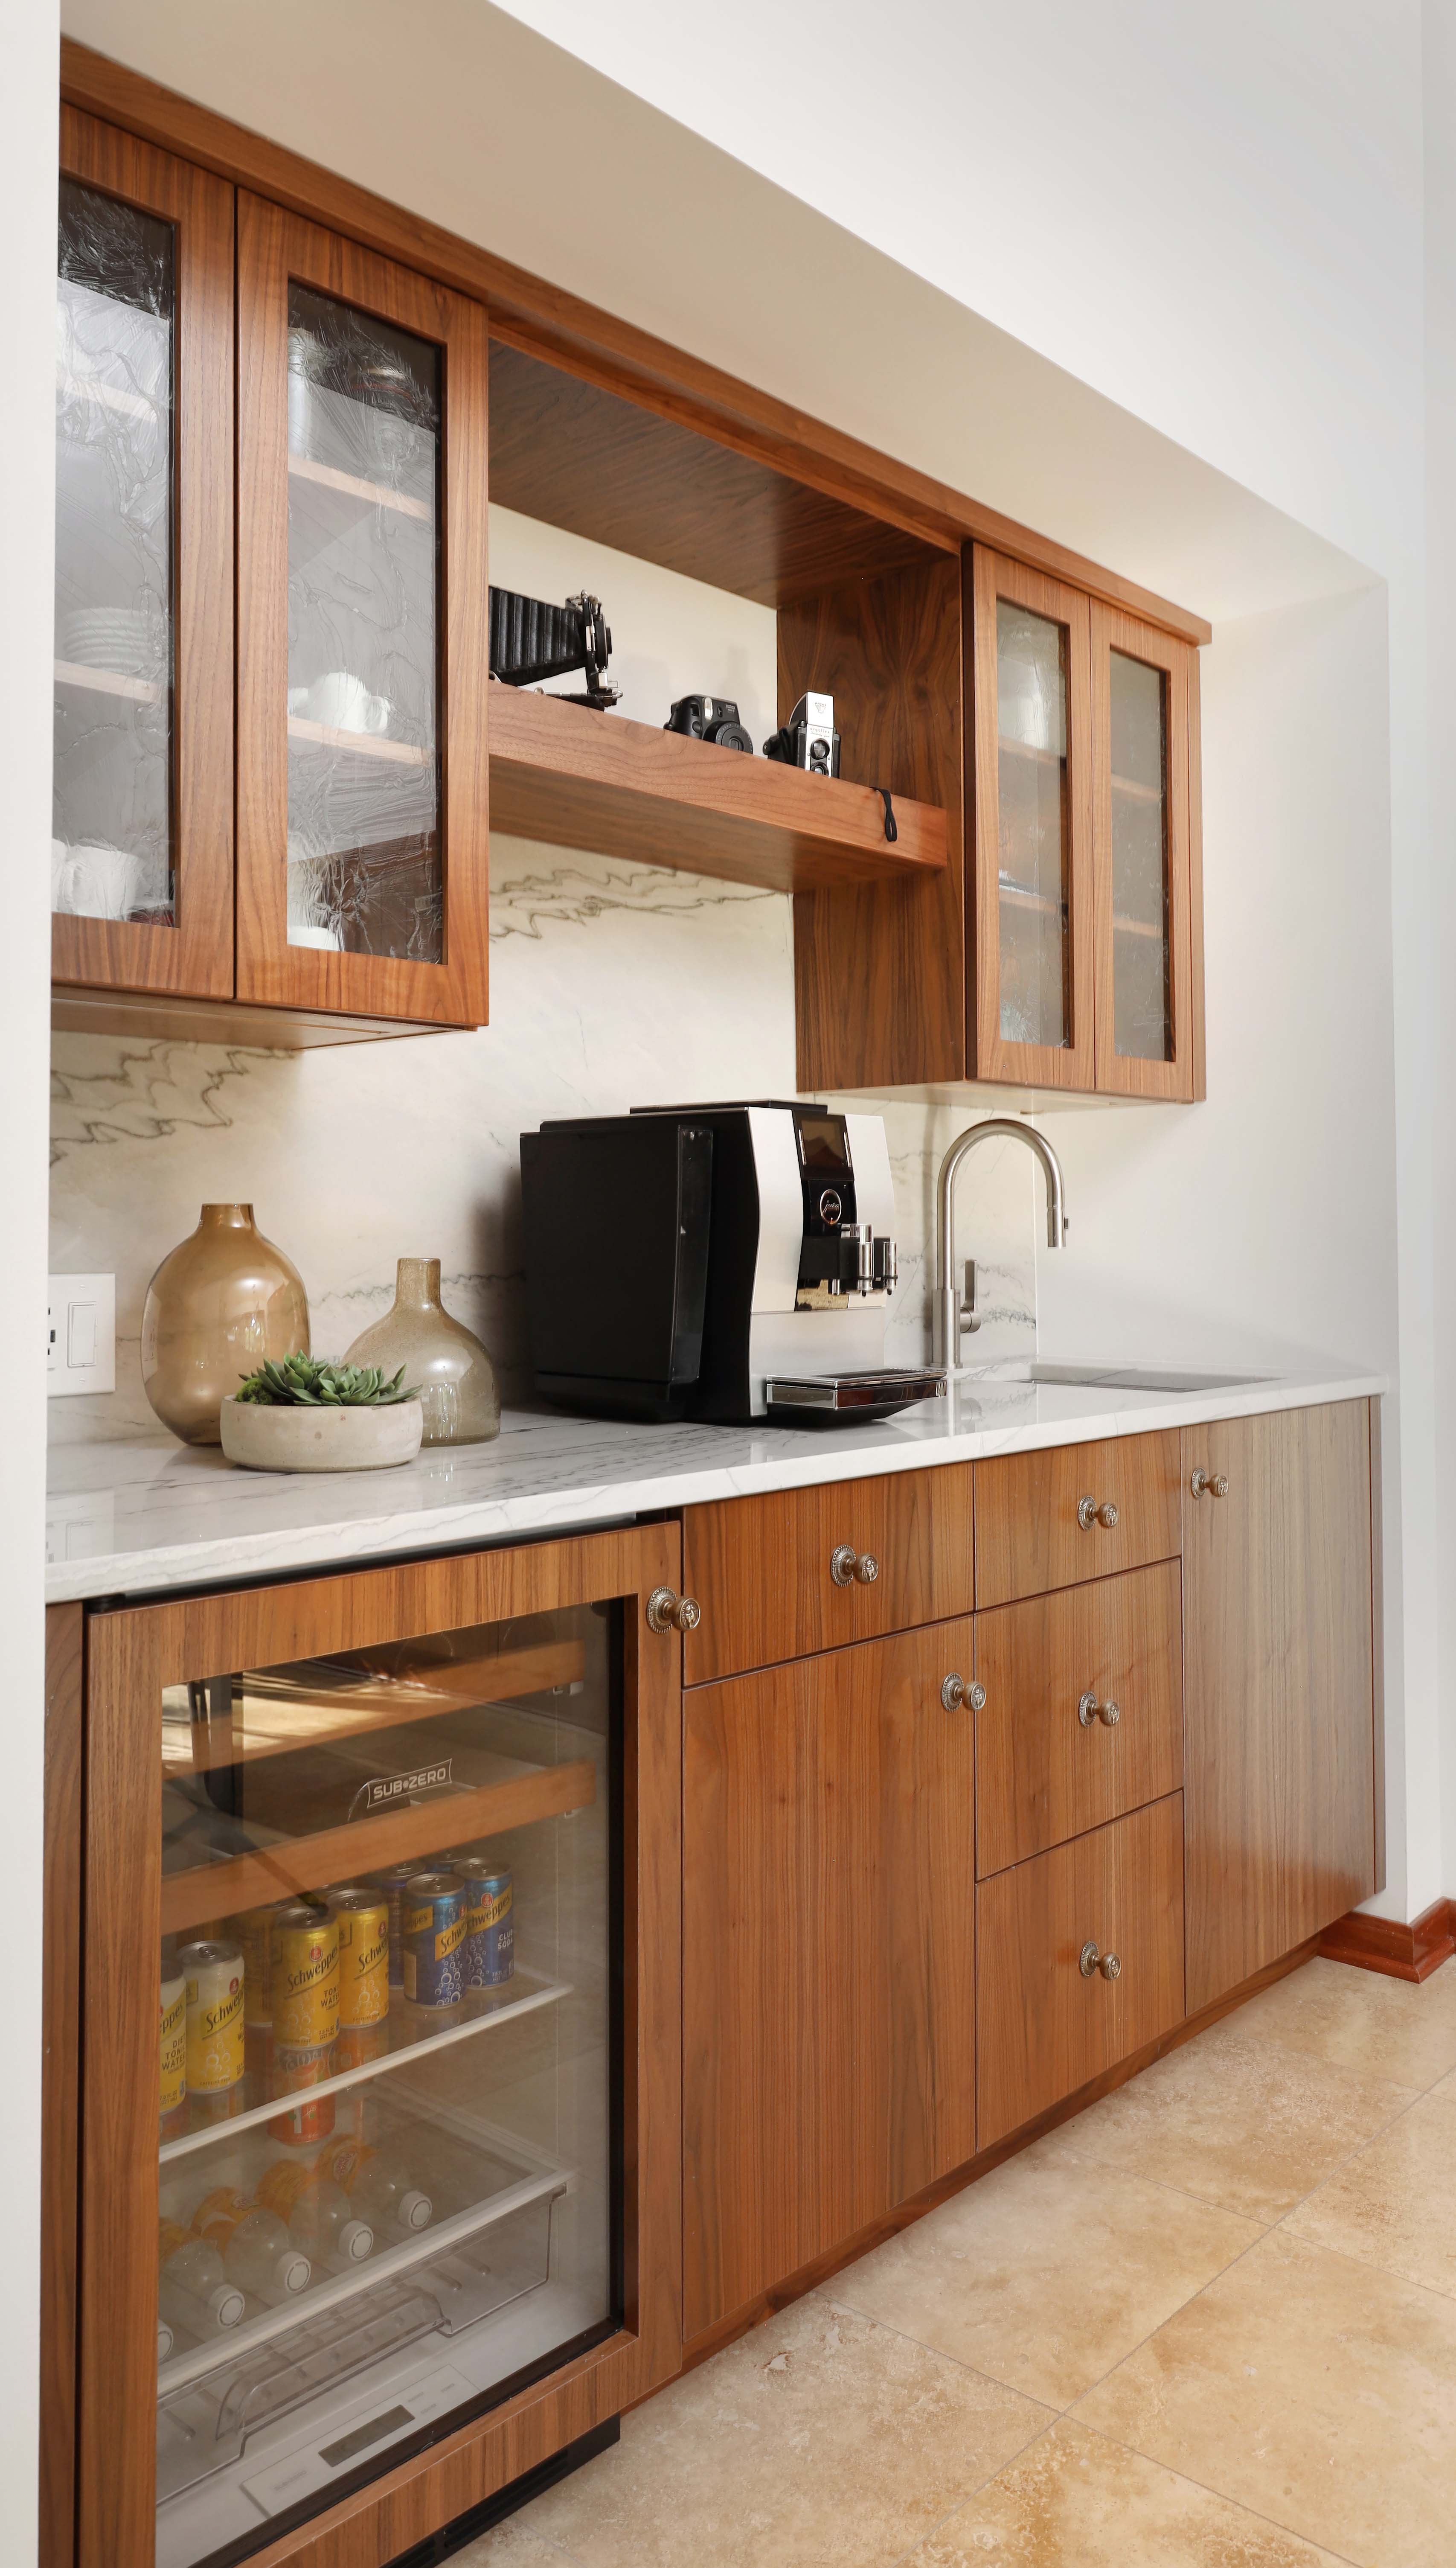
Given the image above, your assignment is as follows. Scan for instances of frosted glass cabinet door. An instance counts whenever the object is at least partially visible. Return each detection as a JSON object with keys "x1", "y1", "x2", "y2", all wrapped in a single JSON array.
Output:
[
  {"x1": 236, "y1": 195, "x2": 490, "y2": 1030},
  {"x1": 52, "y1": 110, "x2": 234, "y2": 1003},
  {"x1": 76, "y1": 1530, "x2": 682, "y2": 2568},
  {"x1": 1090, "y1": 604, "x2": 1196, "y2": 1101},
  {"x1": 970, "y1": 547, "x2": 1095, "y2": 1088}
]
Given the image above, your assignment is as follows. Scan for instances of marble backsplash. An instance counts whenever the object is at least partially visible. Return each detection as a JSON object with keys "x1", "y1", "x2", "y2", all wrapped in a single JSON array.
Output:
[
  {"x1": 50, "y1": 840, "x2": 1038, "y2": 1443},
  {"x1": 49, "y1": 503, "x2": 1037, "y2": 1441}
]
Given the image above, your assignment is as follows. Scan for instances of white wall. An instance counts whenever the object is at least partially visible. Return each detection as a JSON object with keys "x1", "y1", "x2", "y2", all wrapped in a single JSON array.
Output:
[
  {"x1": 1425, "y1": 0, "x2": 1456, "y2": 1903},
  {"x1": 2, "y1": 5, "x2": 59, "y2": 2553}
]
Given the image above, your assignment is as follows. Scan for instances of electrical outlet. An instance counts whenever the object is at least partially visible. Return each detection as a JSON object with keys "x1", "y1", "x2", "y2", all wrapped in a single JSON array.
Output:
[{"x1": 47, "y1": 1273, "x2": 116, "y2": 1397}]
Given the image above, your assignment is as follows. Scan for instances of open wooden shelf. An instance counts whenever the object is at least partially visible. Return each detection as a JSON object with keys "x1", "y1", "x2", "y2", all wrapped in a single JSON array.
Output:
[
  {"x1": 487, "y1": 684, "x2": 947, "y2": 896},
  {"x1": 159, "y1": 1754, "x2": 596, "y2": 1936}
]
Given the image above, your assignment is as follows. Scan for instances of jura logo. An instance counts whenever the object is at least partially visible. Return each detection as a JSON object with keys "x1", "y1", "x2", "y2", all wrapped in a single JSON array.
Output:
[{"x1": 353, "y1": 1760, "x2": 453, "y2": 1817}]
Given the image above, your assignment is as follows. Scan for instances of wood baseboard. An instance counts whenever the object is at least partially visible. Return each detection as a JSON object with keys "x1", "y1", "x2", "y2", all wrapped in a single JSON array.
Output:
[
  {"x1": 674, "y1": 1934, "x2": 1319, "y2": 2380},
  {"x1": 1319, "y1": 1896, "x2": 1456, "y2": 1983}
]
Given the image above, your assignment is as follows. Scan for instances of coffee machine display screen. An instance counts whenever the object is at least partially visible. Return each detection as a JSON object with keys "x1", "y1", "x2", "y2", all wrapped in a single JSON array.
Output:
[{"x1": 795, "y1": 1115, "x2": 851, "y2": 1174}]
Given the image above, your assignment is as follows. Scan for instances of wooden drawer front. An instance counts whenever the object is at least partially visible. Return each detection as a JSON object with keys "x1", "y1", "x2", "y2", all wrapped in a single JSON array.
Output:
[
  {"x1": 683, "y1": 1620, "x2": 978, "y2": 2337},
  {"x1": 681, "y1": 1465, "x2": 975, "y2": 1684},
  {"x1": 976, "y1": 1794, "x2": 1185, "y2": 2148},
  {"x1": 974, "y1": 1430, "x2": 1180, "y2": 1607},
  {"x1": 976, "y1": 1561, "x2": 1183, "y2": 1875}
]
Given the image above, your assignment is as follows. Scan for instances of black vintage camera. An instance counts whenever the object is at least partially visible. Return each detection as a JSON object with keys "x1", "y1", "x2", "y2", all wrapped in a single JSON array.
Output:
[
  {"x1": 664, "y1": 695, "x2": 753, "y2": 753},
  {"x1": 488, "y1": 586, "x2": 619, "y2": 708},
  {"x1": 764, "y1": 690, "x2": 840, "y2": 777}
]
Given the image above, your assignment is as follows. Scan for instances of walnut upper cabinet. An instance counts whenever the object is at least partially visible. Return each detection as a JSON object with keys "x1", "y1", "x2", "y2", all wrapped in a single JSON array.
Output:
[
  {"x1": 51, "y1": 108, "x2": 235, "y2": 1008},
  {"x1": 970, "y1": 547, "x2": 1200, "y2": 1100},
  {"x1": 235, "y1": 194, "x2": 490, "y2": 1029}
]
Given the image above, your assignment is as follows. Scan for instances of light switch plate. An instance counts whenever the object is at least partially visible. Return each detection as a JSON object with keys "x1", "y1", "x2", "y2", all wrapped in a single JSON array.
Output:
[{"x1": 48, "y1": 1273, "x2": 116, "y2": 1396}]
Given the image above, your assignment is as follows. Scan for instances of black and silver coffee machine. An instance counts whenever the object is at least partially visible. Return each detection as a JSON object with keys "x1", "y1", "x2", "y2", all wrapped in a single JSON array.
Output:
[{"x1": 519, "y1": 1102, "x2": 941, "y2": 1426}]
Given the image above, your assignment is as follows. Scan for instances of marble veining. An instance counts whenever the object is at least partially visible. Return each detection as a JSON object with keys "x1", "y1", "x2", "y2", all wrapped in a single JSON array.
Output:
[{"x1": 46, "y1": 1365, "x2": 1385, "y2": 1602}]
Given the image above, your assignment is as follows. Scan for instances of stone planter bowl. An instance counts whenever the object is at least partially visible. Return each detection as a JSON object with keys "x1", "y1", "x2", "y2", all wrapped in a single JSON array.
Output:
[{"x1": 219, "y1": 1395, "x2": 424, "y2": 1473}]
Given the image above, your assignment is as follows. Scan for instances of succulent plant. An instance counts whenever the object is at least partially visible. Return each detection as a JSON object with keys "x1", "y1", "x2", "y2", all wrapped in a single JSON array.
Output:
[{"x1": 234, "y1": 1354, "x2": 418, "y2": 1409}]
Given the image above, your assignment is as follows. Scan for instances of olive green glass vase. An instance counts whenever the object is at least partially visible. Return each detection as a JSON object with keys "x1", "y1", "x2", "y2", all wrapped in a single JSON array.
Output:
[
  {"x1": 344, "y1": 1258, "x2": 500, "y2": 1446},
  {"x1": 141, "y1": 1203, "x2": 311, "y2": 1445}
]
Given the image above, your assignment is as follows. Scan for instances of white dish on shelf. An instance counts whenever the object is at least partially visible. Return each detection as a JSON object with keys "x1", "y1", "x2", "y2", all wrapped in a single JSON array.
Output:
[
  {"x1": 58, "y1": 604, "x2": 166, "y2": 678},
  {"x1": 220, "y1": 1395, "x2": 424, "y2": 1474}
]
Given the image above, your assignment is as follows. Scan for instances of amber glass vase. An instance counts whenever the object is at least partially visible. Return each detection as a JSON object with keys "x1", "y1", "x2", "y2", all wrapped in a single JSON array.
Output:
[
  {"x1": 345, "y1": 1257, "x2": 500, "y2": 1446},
  {"x1": 141, "y1": 1204, "x2": 310, "y2": 1445}
]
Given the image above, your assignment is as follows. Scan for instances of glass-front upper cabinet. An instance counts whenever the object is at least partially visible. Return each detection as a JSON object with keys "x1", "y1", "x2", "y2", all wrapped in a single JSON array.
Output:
[
  {"x1": 52, "y1": 110, "x2": 234, "y2": 1003},
  {"x1": 78, "y1": 1530, "x2": 680, "y2": 2568},
  {"x1": 970, "y1": 547, "x2": 1095, "y2": 1087},
  {"x1": 1090, "y1": 604, "x2": 1197, "y2": 1101},
  {"x1": 235, "y1": 195, "x2": 490, "y2": 1029}
]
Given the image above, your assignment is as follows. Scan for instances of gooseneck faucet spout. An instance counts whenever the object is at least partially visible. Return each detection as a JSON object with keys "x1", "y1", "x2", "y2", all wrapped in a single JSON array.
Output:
[{"x1": 933, "y1": 1118, "x2": 1069, "y2": 1370}]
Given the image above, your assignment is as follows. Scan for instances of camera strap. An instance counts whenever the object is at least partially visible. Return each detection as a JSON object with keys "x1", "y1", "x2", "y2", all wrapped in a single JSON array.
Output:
[{"x1": 876, "y1": 787, "x2": 898, "y2": 843}]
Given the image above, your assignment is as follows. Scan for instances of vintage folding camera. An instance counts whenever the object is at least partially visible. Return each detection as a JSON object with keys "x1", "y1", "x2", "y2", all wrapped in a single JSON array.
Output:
[
  {"x1": 763, "y1": 690, "x2": 840, "y2": 777},
  {"x1": 663, "y1": 694, "x2": 753, "y2": 753},
  {"x1": 488, "y1": 585, "x2": 619, "y2": 708}
]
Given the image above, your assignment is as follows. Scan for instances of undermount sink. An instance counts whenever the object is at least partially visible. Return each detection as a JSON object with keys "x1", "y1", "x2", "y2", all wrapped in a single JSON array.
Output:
[{"x1": 1022, "y1": 1362, "x2": 1269, "y2": 1395}]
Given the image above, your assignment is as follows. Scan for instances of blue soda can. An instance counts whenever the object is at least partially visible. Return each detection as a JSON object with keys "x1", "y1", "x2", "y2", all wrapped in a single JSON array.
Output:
[
  {"x1": 456, "y1": 1858, "x2": 514, "y2": 1990},
  {"x1": 401, "y1": 1872, "x2": 465, "y2": 2009},
  {"x1": 370, "y1": 1862, "x2": 420, "y2": 1989}
]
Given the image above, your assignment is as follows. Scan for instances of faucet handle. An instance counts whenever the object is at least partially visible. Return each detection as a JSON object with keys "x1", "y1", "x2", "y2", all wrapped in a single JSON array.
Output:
[{"x1": 959, "y1": 1259, "x2": 979, "y2": 1332}]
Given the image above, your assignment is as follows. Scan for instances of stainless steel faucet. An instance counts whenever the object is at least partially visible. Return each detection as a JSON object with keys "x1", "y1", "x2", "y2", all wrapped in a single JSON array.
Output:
[{"x1": 933, "y1": 1118, "x2": 1069, "y2": 1369}]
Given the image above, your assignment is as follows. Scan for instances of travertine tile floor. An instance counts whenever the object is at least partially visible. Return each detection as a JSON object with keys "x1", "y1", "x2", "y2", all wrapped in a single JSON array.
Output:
[{"x1": 458, "y1": 1958, "x2": 1456, "y2": 2568}]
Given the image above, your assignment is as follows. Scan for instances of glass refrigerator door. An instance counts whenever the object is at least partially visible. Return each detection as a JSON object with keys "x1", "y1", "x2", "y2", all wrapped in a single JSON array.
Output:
[{"x1": 153, "y1": 1606, "x2": 619, "y2": 2568}]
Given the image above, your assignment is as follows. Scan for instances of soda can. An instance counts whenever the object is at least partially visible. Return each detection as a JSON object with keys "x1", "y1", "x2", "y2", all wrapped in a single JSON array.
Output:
[
  {"x1": 238, "y1": 1904, "x2": 279, "y2": 2026},
  {"x1": 270, "y1": 1903, "x2": 339, "y2": 2047},
  {"x1": 401, "y1": 1872, "x2": 465, "y2": 2009},
  {"x1": 328, "y1": 1888, "x2": 390, "y2": 2027},
  {"x1": 369, "y1": 1863, "x2": 418, "y2": 1990},
  {"x1": 455, "y1": 1858, "x2": 514, "y2": 1991},
  {"x1": 160, "y1": 1963, "x2": 187, "y2": 2133},
  {"x1": 178, "y1": 1940, "x2": 244, "y2": 2095},
  {"x1": 268, "y1": 2088, "x2": 336, "y2": 2147},
  {"x1": 335, "y1": 2020, "x2": 390, "y2": 2074}
]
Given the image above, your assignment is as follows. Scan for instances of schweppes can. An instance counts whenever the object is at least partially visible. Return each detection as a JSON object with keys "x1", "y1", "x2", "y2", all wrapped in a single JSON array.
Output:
[
  {"x1": 454, "y1": 1858, "x2": 514, "y2": 1991},
  {"x1": 327, "y1": 1888, "x2": 390, "y2": 2028},
  {"x1": 160, "y1": 1962, "x2": 187, "y2": 2131},
  {"x1": 178, "y1": 1939, "x2": 244, "y2": 2095},
  {"x1": 270, "y1": 1903, "x2": 340, "y2": 2047},
  {"x1": 401, "y1": 1873, "x2": 464, "y2": 2009}
]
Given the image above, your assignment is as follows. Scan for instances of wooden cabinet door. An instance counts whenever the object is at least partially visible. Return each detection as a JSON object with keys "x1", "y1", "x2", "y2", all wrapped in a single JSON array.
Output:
[
  {"x1": 977, "y1": 1794, "x2": 1185, "y2": 2147},
  {"x1": 968, "y1": 545, "x2": 1096, "y2": 1088},
  {"x1": 683, "y1": 1619, "x2": 977, "y2": 2339},
  {"x1": 1090, "y1": 605, "x2": 1197, "y2": 1100},
  {"x1": 1182, "y1": 1400, "x2": 1378, "y2": 2011},
  {"x1": 236, "y1": 193, "x2": 490, "y2": 1028},
  {"x1": 681, "y1": 1464, "x2": 975, "y2": 1684},
  {"x1": 52, "y1": 110, "x2": 234, "y2": 1003},
  {"x1": 76, "y1": 1527, "x2": 681, "y2": 2568}
]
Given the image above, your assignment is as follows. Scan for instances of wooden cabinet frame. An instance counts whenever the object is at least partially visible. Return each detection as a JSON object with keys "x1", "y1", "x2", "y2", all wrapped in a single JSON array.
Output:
[
  {"x1": 53, "y1": 108, "x2": 235, "y2": 1004},
  {"x1": 969, "y1": 545, "x2": 1096, "y2": 1089},
  {"x1": 76, "y1": 1524, "x2": 681, "y2": 2568},
  {"x1": 236, "y1": 192, "x2": 491, "y2": 1028},
  {"x1": 1090, "y1": 602, "x2": 1196, "y2": 1101}
]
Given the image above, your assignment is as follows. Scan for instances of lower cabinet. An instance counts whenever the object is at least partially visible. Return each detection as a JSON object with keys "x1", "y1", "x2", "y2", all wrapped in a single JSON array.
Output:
[
  {"x1": 1182, "y1": 1400, "x2": 1378, "y2": 2011},
  {"x1": 682, "y1": 1620, "x2": 978, "y2": 2339},
  {"x1": 976, "y1": 1795, "x2": 1186, "y2": 2147}
]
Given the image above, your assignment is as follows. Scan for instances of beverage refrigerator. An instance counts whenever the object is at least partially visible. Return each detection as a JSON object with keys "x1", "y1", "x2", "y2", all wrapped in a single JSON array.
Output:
[{"x1": 63, "y1": 1525, "x2": 682, "y2": 2568}]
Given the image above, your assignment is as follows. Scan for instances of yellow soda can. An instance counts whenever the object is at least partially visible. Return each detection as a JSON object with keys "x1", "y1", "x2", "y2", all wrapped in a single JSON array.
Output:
[
  {"x1": 160, "y1": 1961, "x2": 187, "y2": 2131},
  {"x1": 328, "y1": 1888, "x2": 390, "y2": 2028},
  {"x1": 270, "y1": 1903, "x2": 339, "y2": 2047},
  {"x1": 178, "y1": 1940, "x2": 244, "y2": 2094}
]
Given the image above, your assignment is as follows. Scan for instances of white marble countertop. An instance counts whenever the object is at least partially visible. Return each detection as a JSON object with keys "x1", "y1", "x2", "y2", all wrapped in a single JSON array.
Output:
[{"x1": 44, "y1": 1360, "x2": 1386, "y2": 1604}]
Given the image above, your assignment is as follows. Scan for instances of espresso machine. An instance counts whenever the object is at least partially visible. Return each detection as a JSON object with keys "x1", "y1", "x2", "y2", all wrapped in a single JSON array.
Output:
[{"x1": 519, "y1": 1101, "x2": 942, "y2": 1425}]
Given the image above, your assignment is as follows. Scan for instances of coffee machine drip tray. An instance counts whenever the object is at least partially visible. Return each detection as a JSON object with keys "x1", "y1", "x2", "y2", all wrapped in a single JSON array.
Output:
[{"x1": 763, "y1": 1368, "x2": 945, "y2": 1427}]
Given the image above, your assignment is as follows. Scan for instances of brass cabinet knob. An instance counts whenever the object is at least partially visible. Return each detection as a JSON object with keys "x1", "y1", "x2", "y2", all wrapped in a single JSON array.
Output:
[
  {"x1": 646, "y1": 1586, "x2": 701, "y2": 1634},
  {"x1": 1079, "y1": 1940, "x2": 1123, "y2": 1980},
  {"x1": 830, "y1": 1544, "x2": 880, "y2": 1587},
  {"x1": 1077, "y1": 1692, "x2": 1122, "y2": 1728},
  {"x1": 942, "y1": 1672, "x2": 987, "y2": 1713},
  {"x1": 1077, "y1": 1496, "x2": 1120, "y2": 1530},
  {"x1": 1190, "y1": 1468, "x2": 1229, "y2": 1500}
]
